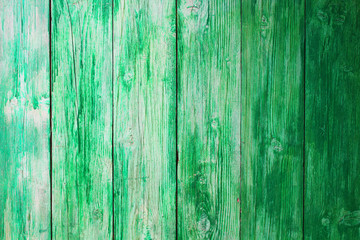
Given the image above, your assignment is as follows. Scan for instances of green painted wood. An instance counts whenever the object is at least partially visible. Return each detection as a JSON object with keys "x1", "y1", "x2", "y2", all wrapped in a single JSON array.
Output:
[
  {"x1": 0, "y1": 0, "x2": 51, "y2": 239},
  {"x1": 51, "y1": 0, "x2": 113, "y2": 238},
  {"x1": 177, "y1": 0, "x2": 241, "y2": 239},
  {"x1": 305, "y1": 1, "x2": 360, "y2": 239},
  {"x1": 113, "y1": 0, "x2": 176, "y2": 239},
  {"x1": 241, "y1": 1, "x2": 304, "y2": 239}
]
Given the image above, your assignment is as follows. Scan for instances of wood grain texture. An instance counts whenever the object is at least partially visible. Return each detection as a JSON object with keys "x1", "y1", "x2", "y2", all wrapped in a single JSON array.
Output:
[
  {"x1": 51, "y1": 0, "x2": 113, "y2": 238},
  {"x1": 305, "y1": 1, "x2": 360, "y2": 239},
  {"x1": 0, "y1": 0, "x2": 50, "y2": 239},
  {"x1": 113, "y1": 0, "x2": 176, "y2": 239},
  {"x1": 177, "y1": 0, "x2": 241, "y2": 239},
  {"x1": 241, "y1": 1, "x2": 304, "y2": 239}
]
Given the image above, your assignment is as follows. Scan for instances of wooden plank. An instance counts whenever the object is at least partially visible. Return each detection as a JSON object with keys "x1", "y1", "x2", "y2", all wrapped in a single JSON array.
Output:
[
  {"x1": 305, "y1": 1, "x2": 360, "y2": 239},
  {"x1": 51, "y1": 0, "x2": 113, "y2": 238},
  {"x1": 177, "y1": 0, "x2": 241, "y2": 239},
  {"x1": 0, "y1": 0, "x2": 50, "y2": 239},
  {"x1": 113, "y1": 0, "x2": 176, "y2": 239},
  {"x1": 241, "y1": 1, "x2": 304, "y2": 239}
]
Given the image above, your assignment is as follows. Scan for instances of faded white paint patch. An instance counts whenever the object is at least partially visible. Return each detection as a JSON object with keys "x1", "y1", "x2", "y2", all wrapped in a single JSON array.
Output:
[
  {"x1": 27, "y1": 97, "x2": 49, "y2": 129},
  {"x1": 3, "y1": 8, "x2": 15, "y2": 43},
  {"x1": 4, "y1": 96, "x2": 49, "y2": 128},
  {"x1": 17, "y1": 155, "x2": 29, "y2": 191},
  {"x1": 4, "y1": 97, "x2": 18, "y2": 123},
  {"x1": 34, "y1": 68, "x2": 49, "y2": 95},
  {"x1": 4, "y1": 195, "x2": 12, "y2": 239}
]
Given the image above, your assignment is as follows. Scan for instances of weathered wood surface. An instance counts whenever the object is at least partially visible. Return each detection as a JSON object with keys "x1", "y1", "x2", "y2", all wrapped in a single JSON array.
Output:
[
  {"x1": 2, "y1": 0, "x2": 360, "y2": 239},
  {"x1": 177, "y1": 0, "x2": 241, "y2": 239},
  {"x1": 113, "y1": 0, "x2": 177, "y2": 239},
  {"x1": 241, "y1": 1, "x2": 304, "y2": 239},
  {"x1": 0, "y1": 0, "x2": 51, "y2": 239},
  {"x1": 305, "y1": 1, "x2": 360, "y2": 239},
  {"x1": 51, "y1": 0, "x2": 113, "y2": 238}
]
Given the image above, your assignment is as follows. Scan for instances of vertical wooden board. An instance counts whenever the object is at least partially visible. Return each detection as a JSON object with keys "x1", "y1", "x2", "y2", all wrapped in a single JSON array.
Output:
[
  {"x1": 113, "y1": 0, "x2": 176, "y2": 239},
  {"x1": 241, "y1": 1, "x2": 304, "y2": 239},
  {"x1": 177, "y1": 0, "x2": 241, "y2": 239},
  {"x1": 51, "y1": 0, "x2": 112, "y2": 238},
  {"x1": 305, "y1": 1, "x2": 360, "y2": 239},
  {"x1": 0, "y1": 0, "x2": 50, "y2": 239}
]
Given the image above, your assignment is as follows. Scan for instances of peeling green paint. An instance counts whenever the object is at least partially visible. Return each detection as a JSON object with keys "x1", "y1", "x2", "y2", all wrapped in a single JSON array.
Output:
[
  {"x1": 1, "y1": 1, "x2": 360, "y2": 239},
  {"x1": 51, "y1": 0, "x2": 113, "y2": 238},
  {"x1": 0, "y1": 0, "x2": 50, "y2": 238},
  {"x1": 305, "y1": 0, "x2": 360, "y2": 239},
  {"x1": 113, "y1": 0, "x2": 176, "y2": 238},
  {"x1": 177, "y1": 0, "x2": 241, "y2": 239},
  {"x1": 241, "y1": 1, "x2": 305, "y2": 239}
]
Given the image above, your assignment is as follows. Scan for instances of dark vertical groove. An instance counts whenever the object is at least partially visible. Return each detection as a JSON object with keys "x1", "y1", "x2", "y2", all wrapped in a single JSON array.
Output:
[
  {"x1": 111, "y1": 0, "x2": 115, "y2": 239},
  {"x1": 175, "y1": 0, "x2": 179, "y2": 239},
  {"x1": 49, "y1": 0, "x2": 53, "y2": 238},
  {"x1": 239, "y1": 0, "x2": 242, "y2": 239},
  {"x1": 303, "y1": 0, "x2": 306, "y2": 239}
]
